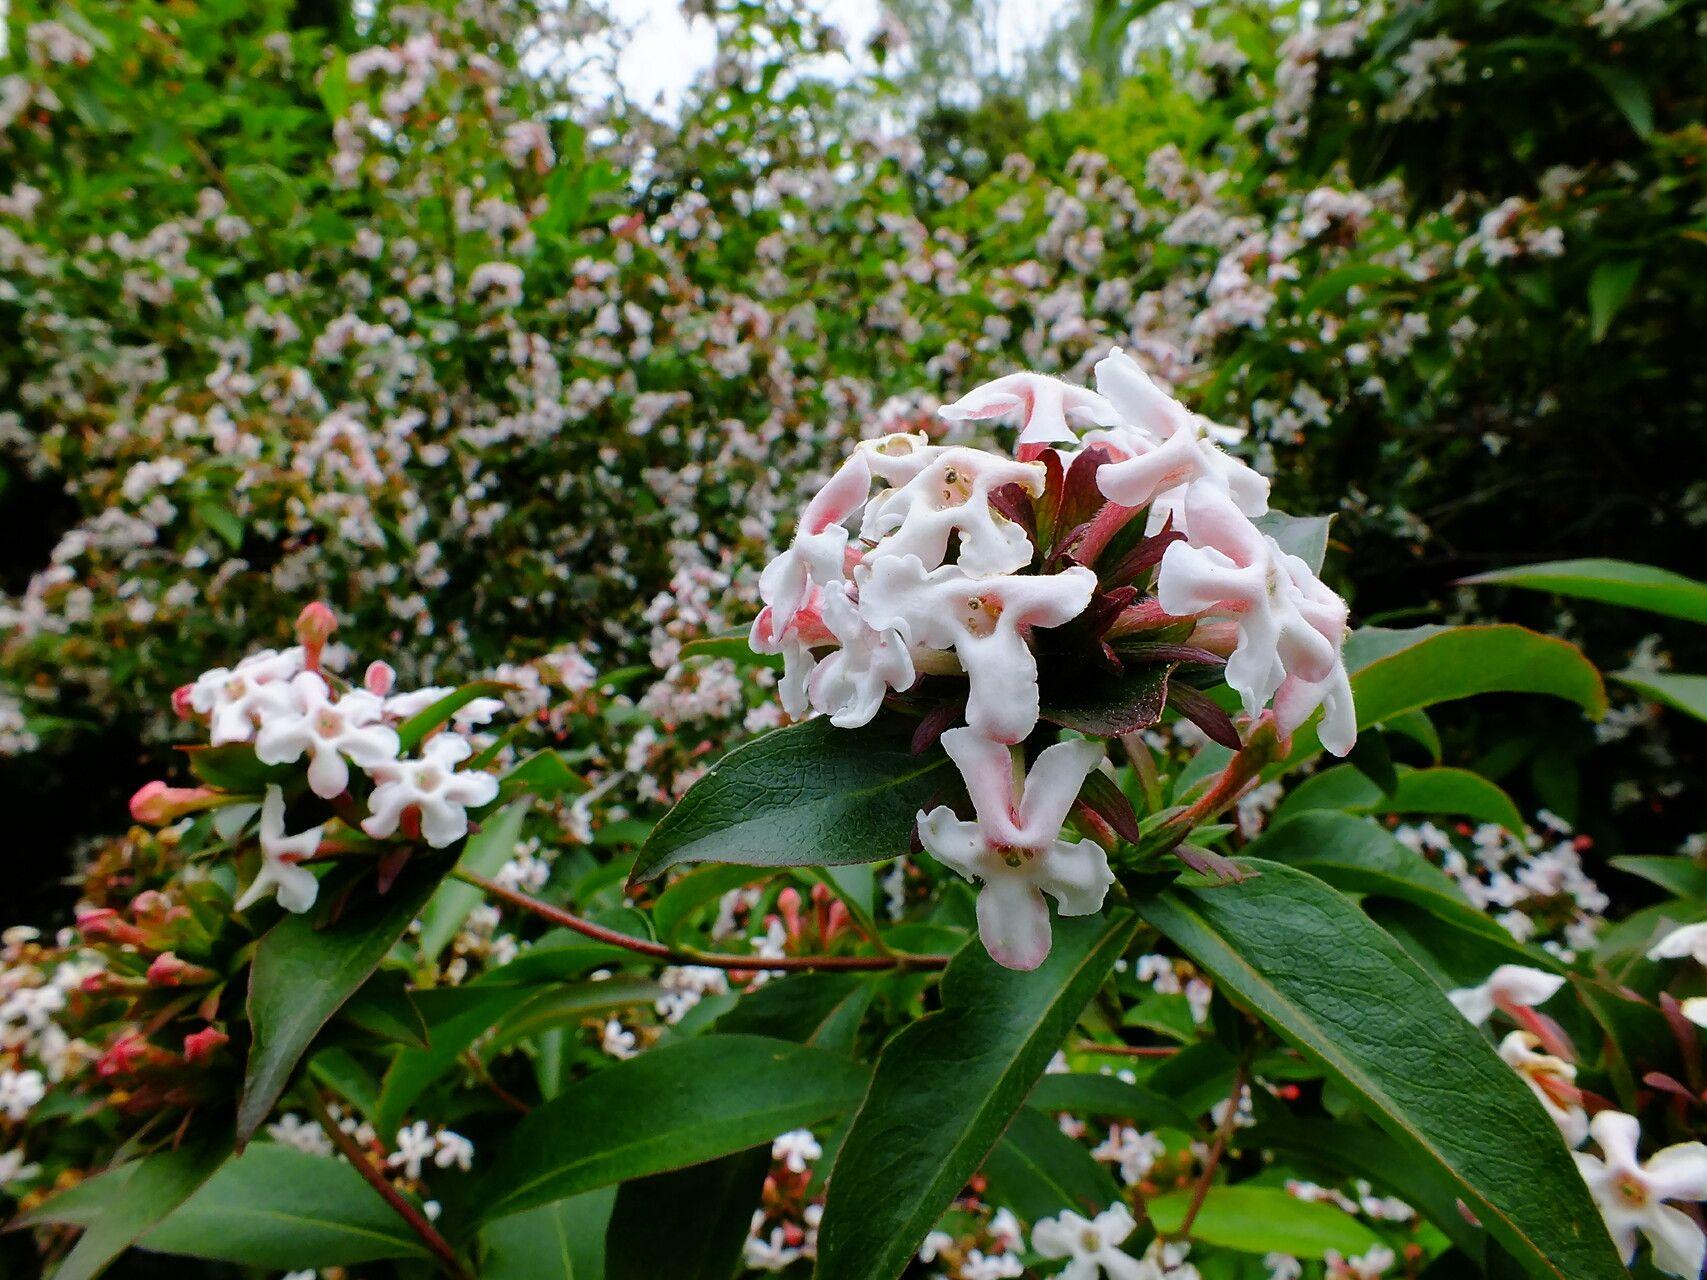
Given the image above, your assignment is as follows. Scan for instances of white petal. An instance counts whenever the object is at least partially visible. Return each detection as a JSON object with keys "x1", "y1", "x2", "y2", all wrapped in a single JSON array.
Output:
[
  {"x1": 1647, "y1": 922, "x2": 1707, "y2": 965},
  {"x1": 939, "y1": 728, "x2": 1022, "y2": 845},
  {"x1": 1589, "y1": 1110, "x2": 1644, "y2": 1170},
  {"x1": 1037, "y1": 837, "x2": 1116, "y2": 917},
  {"x1": 1016, "y1": 737, "x2": 1104, "y2": 838},
  {"x1": 1644, "y1": 1141, "x2": 1707, "y2": 1203},
  {"x1": 976, "y1": 876, "x2": 1052, "y2": 971},
  {"x1": 915, "y1": 808, "x2": 988, "y2": 884},
  {"x1": 1643, "y1": 1203, "x2": 1706, "y2": 1280}
]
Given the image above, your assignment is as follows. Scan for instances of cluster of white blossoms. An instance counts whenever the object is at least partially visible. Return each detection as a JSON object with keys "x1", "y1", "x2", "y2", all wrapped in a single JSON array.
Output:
[
  {"x1": 1451, "y1": 949, "x2": 1707, "y2": 1279},
  {"x1": 753, "y1": 349, "x2": 1356, "y2": 969},
  {"x1": 151, "y1": 608, "x2": 501, "y2": 916}
]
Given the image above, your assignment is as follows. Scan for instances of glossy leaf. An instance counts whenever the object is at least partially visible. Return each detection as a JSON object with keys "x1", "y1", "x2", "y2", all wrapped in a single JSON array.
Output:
[
  {"x1": 395, "y1": 680, "x2": 510, "y2": 752},
  {"x1": 139, "y1": 1145, "x2": 427, "y2": 1268},
  {"x1": 1253, "y1": 509, "x2": 1332, "y2": 572},
  {"x1": 476, "y1": 1035, "x2": 867, "y2": 1223},
  {"x1": 605, "y1": 1146, "x2": 771, "y2": 1280},
  {"x1": 1461, "y1": 558, "x2": 1707, "y2": 624},
  {"x1": 1141, "y1": 859, "x2": 1624, "y2": 1280},
  {"x1": 980, "y1": 1107, "x2": 1119, "y2": 1223},
  {"x1": 816, "y1": 914, "x2": 1136, "y2": 1280},
  {"x1": 631, "y1": 718, "x2": 951, "y2": 883},
  {"x1": 239, "y1": 866, "x2": 441, "y2": 1145},
  {"x1": 481, "y1": 1191, "x2": 614, "y2": 1280},
  {"x1": 416, "y1": 798, "x2": 530, "y2": 963},
  {"x1": 1273, "y1": 764, "x2": 1526, "y2": 832},
  {"x1": 1039, "y1": 663, "x2": 1171, "y2": 737},
  {"x1": 1147, "y1": 1184, "x2": 1384, "y2": 1259},
  {"x1": 1616, "y1": 668, "x2": 1707, "y2": 724}
]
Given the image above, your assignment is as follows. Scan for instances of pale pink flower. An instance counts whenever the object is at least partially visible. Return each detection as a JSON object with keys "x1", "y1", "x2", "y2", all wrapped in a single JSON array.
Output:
[
  {"x1": 234, "y1": 785, "x2": 323, "y2": 915},
  {"x1": 860, "y1": 556, "x2": 1096, "y2": 744},
  {"x1": 1447, "y1": 964, "x2": 1565, "y2": 1025},
  {"x1": 804, "y1": 582, "x2": 914, "y2": 728},
  {"x1": 1574, "y1": 1110, "x2": 1707, "y2": 1278},
  {"x1": 362, "y1": 732, "x2": 499, "y2": 848},
  {"x1": 1647, "y1": 922, "x2": 1707, "y2": 966},
  {"x1": 189, "y1": 647, "x2": 305, "y2": 745},
  {"x1": 1498, "y1": 1031, "x2": 1588, "y2": 1147},
  {"x1": 860, "y1": 446, "x2": 1044, "y2": 576},
  {"x1": 916, "y1": 728, "x2": 1112, "y2": 970},
  {"x1": 758, "y1": 452, "x2": 872, "y2": 636},
  {"x1": 939, "y1": 372, "x2": 1119, "y2": 447},
  {"x1": 254, "y1": 673, "x2": 400, "y2": 799}
]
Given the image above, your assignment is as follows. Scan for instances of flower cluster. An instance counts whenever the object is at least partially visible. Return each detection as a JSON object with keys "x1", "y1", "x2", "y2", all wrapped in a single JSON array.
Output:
[{"x1": 753, "y1": 350, "x2": 1356, "y2": 969}]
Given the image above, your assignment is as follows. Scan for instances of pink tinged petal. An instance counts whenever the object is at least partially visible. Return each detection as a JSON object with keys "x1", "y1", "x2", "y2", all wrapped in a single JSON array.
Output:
[
  {"x1": 916, "y1": 807, "x2": 990, "y2": 884},
  {"x1": 1447, "y1": 984, "x2": 1498, "y2": 1024},
  {"x1": 758, "y1": 549, "x2": 811, "y2": 634},
  {"x1": 1036, "y1": 836, "x2": 1116, "y2": 916},
  {"x1": 1644, "y1": 1142, "x2": 1707, "y2": 1203},
  {"x1": 1016, "y1": 738, "x2": 1105, "y2": 838},
  {"x1": 801, "y1": 452, "x2": 872, "y2": 536},
  {"x1": 939, "y1": 727, "x2": 1023, "y2": 845},
  {"x1": 1094, "y1": 425, "x2": 1209, "y2": 510},
  {"x1": 977, "y1": 875, "x2": 1053, "y2": 970},
  {"x1": 959, "y1": 629, "x2": 1044, "y2": 745},
  {"x1": 1275, "y1": 662, "x2": 1358, "y2": 757},
  {"x1": 1094, "y1": 347, "x2": 1193, "y2": 439},
  {"x1": 1644, "y1": 1203, "x2": 1707, "y2": 1279},
  {"x1": 858, "y1": 432, "x2": 942, "y2": 486},
  {"x1": 778, "y1": 643, "x2": 816, "y2": 718},
  {"x1": 419, "y1": 800, "x2": 468, "y2": 848},
  {"x1": 939, "y1": 372, "x2": 1118, "y2": 447},
  {"x1": 1490, "y1": 965, "x2": 1567, "y2": 1010}
]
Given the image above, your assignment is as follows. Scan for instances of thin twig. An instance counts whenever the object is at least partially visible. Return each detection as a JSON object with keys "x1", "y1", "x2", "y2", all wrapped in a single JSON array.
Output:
[
  {"x1": 1171, "y1": 1054, "x2": 1251, "y2": 1241},
  {"x1": 1073, "y1": 1039, "x2": 1180, "y2": 1059},
  {"x1": 303, "y1": 1089, "x2": 473, "y2": 1280},
  {"x1": 455, "y1": 870, "x2": 950, "y2": 972}
]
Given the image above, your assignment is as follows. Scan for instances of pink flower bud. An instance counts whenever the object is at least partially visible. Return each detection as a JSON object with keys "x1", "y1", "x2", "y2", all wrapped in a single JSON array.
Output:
[
  {"x1": 129, "y1": 781, "x2": 223, "y2": 826},
  {"x1": 776, "y1": 887, "x2": 803, "y2": 944},
  {"x1": 183, "y1": 1026, "x2": 229, "y2": 1063},
  {"x1": 76, "y1": 909, "x2": 147, "y2": 948},
  {"x1": 171, "y1": 683, "x2": 196, "y2": 719},
  {"x1": 97, "y1": 1031, "x2": 150, "y2": 1078},
  {"x1": 364, "y1": 660, "x2": 396, "y2": 695},
  {"x1": 295, "y1": 601, "x2": 338, "y2": 670},
  {"x1": 146, "y1": 952, "x2": 210, "y2": 987}
]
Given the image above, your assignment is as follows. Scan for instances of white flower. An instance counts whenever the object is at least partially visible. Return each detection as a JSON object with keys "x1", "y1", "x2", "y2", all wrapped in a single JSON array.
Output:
[
  {"x1": 918, "y1": 1230, "x2": 956, "y2": 1263},
  {"x1": 0, "y1": 1067, "x2": 45, "y2": 1121},
  {"x1": 362, "y1": 733, "x2": 499, "y2": 848},
  {"x1": 1498, "y1": 1031, "x2": 1588, "y2": 1147},
  {"x1": 1573, "y1": 1110, "x2": 1707, "y2": 1278},
  {"x1": 433, "y1": 1129, "x2": 474, "y2": 1172},
  {"x1": 1326, "y1": 1245, "x2": 1395, "y2": 1278},
  {"x1": 1033, "y1": 1202, "x2": 1147, "y2": 1279},
  {"x1": 960, "y1": 1248, "x2": 1025, "y2": 1280},
  {"x1": 988, "y1": 1207, "x2": 1024, "y2": 1251},
  {"x1": 939, "y1": 371, "x2": 1119, "y2": 448},
  {"x1": 1094, "y1": 347, "x2": 1243, "y2": 446},
  {"x1": 601, "y1": 1019, "x2": 637, "y2": 1060},
  {"x1": 750, "y1": 585, "x2": 834, "y2": 719},
  {"x1": 744, "y1": 1222, "x2": 801, "y2": 1271},
  {"x1": 1092, "y1": 1125, "x2": 1166, "y2": 1184},
  {"x1": 860, "y1": 446, "x2": 1044, "y2": 576},
  {"x1": 772, "y1": 1129, "x2": 822, "y2": 1173},
  {"x1": 266, "y1": 1113, "x2": 335, "y2": 1157},
  {"x1": 757, "y1": 452, "x2": 872, "y2": 638},
  {"x1": 387, "y1": 1121, "x2": 438, "y2": 1181},
  {"x1": 1155, "y1": 486, "x2": 1352, "y2": 753},
  {"x1": 804, "y1": 581, "x2": 914, "y2": 728},
  {"x1": 0, "y1": 1147, "x2": 41, "y2": 1186},
  {"x1": 1447, "y1": 964, "x2": 1565, "y2": 1025},
  {"x1": 916, "y1": 728, "x2": 1112, "y2": 971},
  {"x1": 189, "y1": 647, "x2": 304, "y2": 745},
  {"x1": 234, "y1": 785, "x2": 324, "y2": 914},
  {"x1": 860, "y1": 556, "x2": 1096, "y2": 744},
  {"x1": 1264, "y1": 1254, "x2": 1303, "y2": 1280},
  {"x1": 1647, "y1": 921, "x2": 1707, "y2": 966},
  {"x1": 255, "y1": 673, "x2": 400, "y2": 799}
]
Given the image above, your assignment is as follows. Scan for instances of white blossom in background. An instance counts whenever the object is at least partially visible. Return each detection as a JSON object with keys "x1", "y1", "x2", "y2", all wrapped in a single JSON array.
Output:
[
  {"x1": 1447, "y1": 965, "x2": 1565, "y2": 1025},
  {"x1": 1573, "y1": 1111, "x2": 1707, "y2": 1279},
  {"x1": 917, "y1": 729, "x2": 1113, "y2": 970},
  {"x1": 1033, "y1": 1202, "x2": 1147, "y2": 1279}
]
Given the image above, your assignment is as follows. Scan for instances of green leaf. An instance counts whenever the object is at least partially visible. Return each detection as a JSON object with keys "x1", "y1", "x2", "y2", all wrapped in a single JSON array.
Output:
[
  {"x1": 139, "y1": 1146, "x2": 427, "y2": 1268},
  {"x1": 631, "y1": 718, "x2": 951, "y2": 883},
  {"x1": 981, "y1": 1107, "x2": 1120, "y2": 1222},
  {"x1": 497, "y1": 749, "x2": 589, "y2": 803},
  {"x1": 652, "y1": 864, "x2": 775, "y2": 943},
  {"x1": 477, "y1": 1035, "x2": 867, "y2": 1223},
  {"x1": 678, "y1": 631, "x2": 783, "y2": 670},
  {"x1": 239, "y1": 866, "x2": 441, "y2": 1145},
  {"x1": 1039, "y1": 664, "x2": 1171, "y2": 737},
  {"x1": 1025, "y1": 1072, "x2": 1197, "y2": 1133},
  {"x1": 1609, "y1": 855, "x2": 1707, "y2": 900},
  {"x1": 181, "y1": 744, "x2": 294, "y2": 792},
  {"x1": 605, "y1": 1146, "x2": 772, "y2": 1280},
  {"x1": 416, "y1": 799, "x2": 530, "y2": 964},
  {"x1": 1147, "y1": 1184, "x2": 1385, "y2": 1259},
  {"x1": 1297, "y1": 263, "x2": 1402, "y2": 314},
  {"x1": 1287, "y1": 625, "x2": 1605, "y2": 763},
  {"x1": 1253, "y1": 510, "x2": 1333, "y2": 573},
  {"x1": 338, "y1": 969, "x2": 428, "y2": 1048},
  {"x1": 486, "y1": 976, "x2": 661, "y2": 1051},
  {"x1": 1462, "y1": 559, "x2": 1707, "y2": 624},
  {"x1": 1615, "y1": 669, "x2": 1707, "y2": 724},
  {"x1": 1589, "y1": 64, "x2": 1654, "y2": 136},
  {"x1": 1273, "y1": 764, "x2": 1526, "y2": 833},
  {"x1": 711, "y1": 971, "x2": 873, "y2": 1052},
  {"x1": 1141, "y1": 859, "x2": 1625, "y2": 1280},
  {"x1": 481, "y1": 1191, "x2": 613, "y2": 1279},
  {"x1": 816, "y1": 914, "x2": 1137, "y2": 1280},
  {"x1": 1588, "y1": 261, "x2": 1643, "y2": 342},
  {"x1": 15, "y1": 1139, "x2": 230, "y2": 1280},
  {"x1": 395, "y1": 681, "x2": 510, "y2": 752},
  {"x1": 193, "y1": 499, "x2": 245, "y2": 551},
  {"x1": 318, "y1": 51, "x2": 350, "y2": 118}
]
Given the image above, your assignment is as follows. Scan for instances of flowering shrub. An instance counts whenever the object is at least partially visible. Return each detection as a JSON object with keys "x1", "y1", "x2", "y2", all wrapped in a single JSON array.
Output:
[{"x1": 3, "y1": 0, "x2": 1705, "y2": 1278}]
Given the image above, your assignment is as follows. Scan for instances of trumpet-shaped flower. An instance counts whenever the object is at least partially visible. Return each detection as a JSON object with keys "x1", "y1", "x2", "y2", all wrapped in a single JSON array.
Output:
[
  {"x1": 750, "y1": 586, "x2": 835, "y2": 718},
  {"x1": 362, "y1": 732, "x2": 499, "y2": 848},
  {"x1": 1272, "y1": 660, "x2": 1357, "y2": 758},
  {"x1": 1447, "y1": 964, "x2": 1566, "y2": 1025},
  {"x1": 858, "y1": 431, "x2": 945, "y2": 486},
  {"x1": 758, "y1": 452, "x2": 871, "y2": 635},
  {"x1": 860, "y1": 446, "x2": 1045, "y2": 576},
  {"x1": 860, "y1": 556, "x2": 1096, "y2": 744},
  {"x1": 1032, "y1": 1203, "x2": 1147, "y2": 1280},
  {"x1": 255, "y1": 673, "x2": 401, "y2": 799},
  {"x1": 235, "y1": 785, "x2": 323, "y2": 915},
  {"x1": 1647, "y1": 921, "x2": 1707, "y2": 966},
  {"x1": 1498, "y1": 1031, "x2": 1587, "y2": 1147},
  {"x1": 804, "y1": 582, "x2": 914, "y2": 728},
  {"x1": 1156, "y1": 487, "x2": 1345, "y2": 723},
  {"x1": 916, "y1": 728, "x2": 1112, "y2": 970},
  {"x1": 189, "y1": 647, "x2": 304, "y2": 745},
  {"x1": 1089, "y1": 417, "x2": 1270, "y2": 533},
  {"x1": 1573, "y1": 1110, "x2": 1707, "y2": 1278},
  {"x1": 939, "y1": 372, "x2": 1119, "y2": 447}
]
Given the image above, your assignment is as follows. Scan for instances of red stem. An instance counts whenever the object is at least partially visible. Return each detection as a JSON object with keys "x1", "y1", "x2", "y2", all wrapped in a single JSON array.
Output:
[{"x1": 458, "y1": 872, "x2": 949, "y2": 972}]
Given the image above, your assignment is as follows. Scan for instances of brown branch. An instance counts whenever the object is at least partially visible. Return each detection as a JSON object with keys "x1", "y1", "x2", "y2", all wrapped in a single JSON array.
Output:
[
  {"x1": 304, "y1": 1089, "x2": 473, "y2": 1280},
  {"x1": 455, "y1": 871, "x2": 950, "y2": 972},
  {"x1": 1073, "y1": 1039, "x2": 1180, "y2": 1059},
  {"x1": 1170, "y1": 1054, "x2": 1252, "y2": 1241}
]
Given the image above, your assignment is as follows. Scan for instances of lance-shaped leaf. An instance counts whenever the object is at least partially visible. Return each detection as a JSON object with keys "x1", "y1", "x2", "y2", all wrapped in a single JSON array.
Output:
[
  {"x1": 630, "y1": 718, "x2": 951, "y2": 884},
  {"x1": 13, "y1": 1139, "x2": 230, "y2": 1280},
  {"x1": 1147, "y1": 1184, "x2": 1383, "y2": 1259},
  {"x1": 815, "y1": 913, "x2": 1136, "y2": 1280},
  {"x1": 1272, "y1": 765, "x2": 1525, "y2": 834},
  {"x1": 139, "y1": 1145, "x2": 427, "y2": 1268},
  {"x1": 604, "y1": 1146, "x2": 772, "y2": 1280},
  {"x1": 415, "y1": 798, "x2": 530, "y2": 963},
  {"x1": 474, "y1": 1035, "x2": 867, "y2": 1224},
  {"x1": 1285, "y1": 625, "x2": 1606, "y2": 762},
  {"x1": 238, "y1": 863, "x2": 441, "y2": 1144},
  {"x1": 1141, "y1": 859, "x2": 1625, "y2": 1280},
  {"x1": 1461, "y1": 558, "x2": 1707, "y2": 625},
  {"x1": 481, "y1": 1192, "x2": 613, "y2": 1280},
  {"x1": 981, "y1": 1107, "x2": 1120, "y2": 1222}
]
